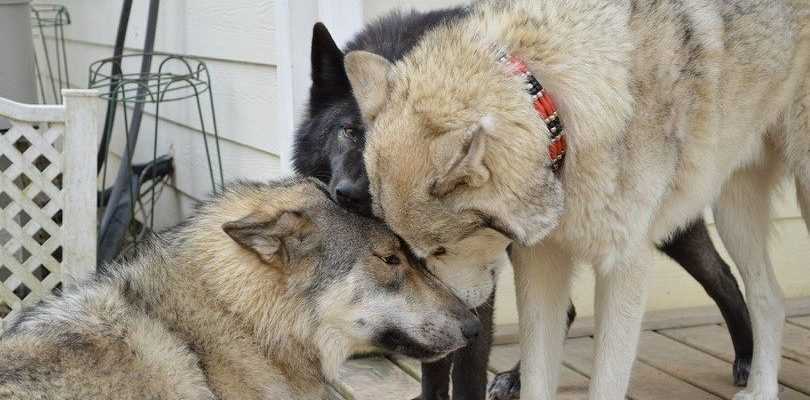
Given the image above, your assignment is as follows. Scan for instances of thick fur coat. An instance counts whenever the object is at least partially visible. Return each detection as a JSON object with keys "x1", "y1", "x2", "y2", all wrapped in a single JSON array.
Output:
[
  {"x1": 0, "y1": 179, "x2": 478, "y2": 399},
  {"x1": 345, "y1": 1, "x2": 810, "y2": 399}
]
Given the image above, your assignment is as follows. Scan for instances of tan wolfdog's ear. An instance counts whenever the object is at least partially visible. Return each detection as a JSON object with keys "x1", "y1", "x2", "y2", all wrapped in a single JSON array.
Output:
[
  {"x1": 344, "y1": 51, "x2": 394, "y2": 120},
  {"x1": 222, "y1": 210, "x2": 316, "y2": 265},
  {"x1": 431, "y1": 119, "x2": 493, "y2": 198}
]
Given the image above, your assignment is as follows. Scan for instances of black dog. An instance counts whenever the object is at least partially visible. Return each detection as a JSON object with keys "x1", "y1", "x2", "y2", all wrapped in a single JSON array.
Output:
[{"x1": 292, "y1": 11, "x2": 753, "y2": 400}]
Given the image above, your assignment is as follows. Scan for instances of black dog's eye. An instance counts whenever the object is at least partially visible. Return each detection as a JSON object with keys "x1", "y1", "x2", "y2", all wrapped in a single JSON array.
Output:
[
  {"x1": 341, "y1": 126, "x2": 359, "y2": 141},
  {"x1": 380, "y1": 254, "x2": 401, "y2": 265},
  {"x1": 432, "y1": 247, "x2": 447, "y2": 256}
]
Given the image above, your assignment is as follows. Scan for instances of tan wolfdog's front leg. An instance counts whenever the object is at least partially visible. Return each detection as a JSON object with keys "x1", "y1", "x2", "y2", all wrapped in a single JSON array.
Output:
[
  {"x1": 713, "y1": 164, "x2": 784, "y2": 400},
  {"x1": 512, "y1": 242, "x2": 574, "y2": 399},
  {"x1": 589, "y1": 249, "x2": 652, "y2": 400}
]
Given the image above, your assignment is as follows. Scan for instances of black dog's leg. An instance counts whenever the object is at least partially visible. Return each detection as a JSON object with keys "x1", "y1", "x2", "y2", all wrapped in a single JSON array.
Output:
[
  {"x1": 488, "y1": 361, "x2": 520, "y2": 400},
  {"x1": 488, "y1": 302, "x2": 576, "y2": 400},
  {"x1": 450, "y1": 292, "x2": 495, "y2": 400},
  {"x1": 566, "y1": 301, "x2": 577, "y2": 330},
  {"x1": 658, "y1": 218, "x2": 753, "y2": 386},
  {"x1": 415, "y1": 294, "x2": 494, "y2": 400},
  {"x1": 415, "y1": 357, "x2": 452, "y2": 400}
]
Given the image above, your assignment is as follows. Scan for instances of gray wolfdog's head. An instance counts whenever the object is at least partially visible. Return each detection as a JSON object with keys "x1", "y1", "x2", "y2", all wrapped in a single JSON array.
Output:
[
  {"x1": 342, "y1": 33, "x2": 564, "y2": 257},
  {"x1": 191, "y1": 178, "x2": 479, "y2": 370}
]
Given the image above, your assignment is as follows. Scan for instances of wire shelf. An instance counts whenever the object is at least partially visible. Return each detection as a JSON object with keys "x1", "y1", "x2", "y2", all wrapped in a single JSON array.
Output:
[
  {"x1": 91, "y1": 52, "x2": 224, "y2": 262},
  {"x1": 31, "y1": 4, "x2": 71, "y2": 28},
  {"x1": 31, "y1": 4, "x2": 71, "y2": 104},
  {"x1": 88, "y1": 53, "x2": 212, "y2": 103}
]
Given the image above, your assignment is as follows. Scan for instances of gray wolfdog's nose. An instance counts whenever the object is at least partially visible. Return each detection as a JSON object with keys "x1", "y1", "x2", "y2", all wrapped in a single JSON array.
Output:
[{"x1": 461, "y1": 318, "x2": 482, "y2": 340}]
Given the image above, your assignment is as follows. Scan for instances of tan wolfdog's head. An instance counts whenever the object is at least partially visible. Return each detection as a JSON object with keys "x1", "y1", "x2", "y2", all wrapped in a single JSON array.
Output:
[
  {"x1": 343, "y1": 31, "x2": 564, "y2": 256},
  {"x1": 190, "y1": 178, "x2": 479, "y2": 376}
]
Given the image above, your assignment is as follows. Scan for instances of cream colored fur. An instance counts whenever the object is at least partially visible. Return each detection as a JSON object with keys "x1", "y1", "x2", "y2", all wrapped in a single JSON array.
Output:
[
  {"x1": 425, "y1": 227, "x2": 511, "y2": 308},
  {"x1": 346, "y1": 1, "x2": 810, "y2": 399}
]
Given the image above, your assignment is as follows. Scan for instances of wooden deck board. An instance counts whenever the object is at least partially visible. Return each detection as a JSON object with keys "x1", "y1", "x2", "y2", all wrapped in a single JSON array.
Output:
[
  {"x1": 325, "y1": 385, "x2": 347, "y2": 400},
  {"x1": 334, "y1": 356, "x2": 421, "y2": 400},
  {"x1": 563, "y1": 336, "x2": 721, "y2": 400},
  {"x1": 387, "y1": 355, "x2": 421, "y2": 379},
  {"x1": 487, "y1": 342, "x2": 522, "y2": 372},
  {"x1": 640, "y1": 330, "x2": 810, "y2": 399},
  {"x1": 661, "y1": 324, "x2": 810, "y2": 394},
  {"x1": 791, "y1": 316, "x2": 810, "y2": 330},
  {"x1": 783, "y1": 323, "x2": 810, "y2": 365}
]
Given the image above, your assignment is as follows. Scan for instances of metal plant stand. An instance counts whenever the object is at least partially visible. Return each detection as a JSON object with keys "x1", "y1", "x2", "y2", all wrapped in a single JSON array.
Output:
[
  {"x1": 30, "y1": 4, "x2": 70, "y2": 105},
  {"x1": 89, "y1": 53, "x2": 224, "y2": 263}
]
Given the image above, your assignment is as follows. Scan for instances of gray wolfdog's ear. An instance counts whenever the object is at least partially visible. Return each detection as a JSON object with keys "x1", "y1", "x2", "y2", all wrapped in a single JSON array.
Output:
[
  {"x1": 431, "y1": 118, "x2": 493, "y2": 197},
  {"x1": 344, "y1": 51, "x2": 394, "y2": 120},
  {"x1": 222, "y1": 211, "x2": 317, "y2": 265}
]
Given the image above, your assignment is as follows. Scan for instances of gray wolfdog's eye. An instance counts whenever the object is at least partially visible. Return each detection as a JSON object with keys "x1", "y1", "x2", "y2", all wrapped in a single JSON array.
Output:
[{"x1": 379, "y1": 254, "x2": 401, "y2": 265}]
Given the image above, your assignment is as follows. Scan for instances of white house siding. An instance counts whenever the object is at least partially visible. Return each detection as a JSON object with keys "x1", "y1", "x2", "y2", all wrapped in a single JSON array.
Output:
[
  {"x1": 364, "y1": 0, "x2": 469, "y2": 21},
  {"x1": 32, "y1": 0, "x2": 810, "y2": 328},
  {"x1": 36, "y1": 0, "x2": 285, "y2": 231}
]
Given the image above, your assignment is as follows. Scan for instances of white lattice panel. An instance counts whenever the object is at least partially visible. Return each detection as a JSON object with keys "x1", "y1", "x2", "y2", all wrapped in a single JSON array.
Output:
[{"x1": 0, "y1": 90, "x2": 98, "y2": 331}]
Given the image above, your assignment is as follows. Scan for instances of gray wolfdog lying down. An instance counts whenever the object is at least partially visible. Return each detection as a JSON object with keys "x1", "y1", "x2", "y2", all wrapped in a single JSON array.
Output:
[
  {"x1": 0, "y1": 178, "x2": 480, "y2": 400},
  {"x1": 345, "y1": 0, "x2": 810, "y2": 399}
]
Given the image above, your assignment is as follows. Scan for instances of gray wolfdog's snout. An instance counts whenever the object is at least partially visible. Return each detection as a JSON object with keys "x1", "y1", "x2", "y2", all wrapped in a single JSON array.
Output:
[
  {"x1": 371, "y1": 310, "x2": 480, "y2": 361},
  {"x1": 426, "y1": 276, "x2": 483, "y2": 351},
  {"x1": 415, "y1": 308, "x2": 482, "y2": 360},
  {"x1": 372, "y1": 258, "x2": 483, "y2": 360}
]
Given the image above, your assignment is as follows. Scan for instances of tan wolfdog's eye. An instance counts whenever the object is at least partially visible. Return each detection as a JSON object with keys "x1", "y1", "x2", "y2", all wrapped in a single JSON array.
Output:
[{"x1": 432, "y1": 247, "x2": 447, "y2": 256}]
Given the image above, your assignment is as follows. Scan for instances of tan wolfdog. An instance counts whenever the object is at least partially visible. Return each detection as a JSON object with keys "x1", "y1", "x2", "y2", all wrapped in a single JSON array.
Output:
[
  {"x1": 344, "y1": 0, "x2": 810, "y2": 399},
  {"x1": 0, "y1": 178, "x2": 480, "y2": 400}
]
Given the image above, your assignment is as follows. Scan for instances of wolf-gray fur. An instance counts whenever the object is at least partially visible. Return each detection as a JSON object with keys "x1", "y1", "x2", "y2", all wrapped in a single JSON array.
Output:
[
  {"x1": 345, "y1": 0, "x2": 810, "y2": 398},
  {"x1": 0, "y1": 178, "x2": 479, "y2": 400}
]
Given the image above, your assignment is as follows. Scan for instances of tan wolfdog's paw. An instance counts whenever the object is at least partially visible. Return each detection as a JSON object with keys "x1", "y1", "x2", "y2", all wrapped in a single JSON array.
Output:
[{"x1": 733, "y1": 387, "x2": 779, "y2": 400}]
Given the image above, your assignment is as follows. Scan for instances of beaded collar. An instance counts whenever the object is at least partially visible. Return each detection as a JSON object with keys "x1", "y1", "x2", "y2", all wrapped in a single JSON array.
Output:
[{"x1": 494, "y1": 48, "x2": 566, "y2": 172}]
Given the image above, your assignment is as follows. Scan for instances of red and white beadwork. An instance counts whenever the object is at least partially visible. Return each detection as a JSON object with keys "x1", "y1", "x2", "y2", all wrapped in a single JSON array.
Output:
[{"x1": 494, "y1": 47, "x2": 566, "y2": 172}]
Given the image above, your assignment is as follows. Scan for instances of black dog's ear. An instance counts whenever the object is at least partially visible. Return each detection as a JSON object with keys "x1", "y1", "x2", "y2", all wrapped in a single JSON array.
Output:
[
  {"x1": 311, "y1": 22, "x2": 351, "y2": 98},
  {"x1": 223, "y1": 210, "x2": 318, "y2": 265}
]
